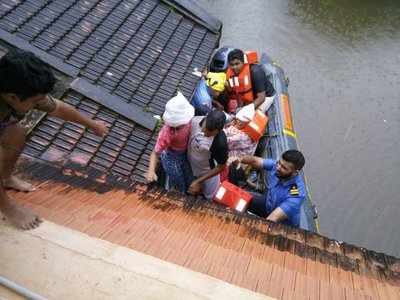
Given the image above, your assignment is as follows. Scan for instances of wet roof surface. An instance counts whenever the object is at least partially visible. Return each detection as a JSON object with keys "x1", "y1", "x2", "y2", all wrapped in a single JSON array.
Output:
[
  {"x1": 0, "y1": 0, "x2": 218, "y2": 116},
  {"x1": 9, "y1": 157, "x2": 400, "y2": 300},
  {"x1": 24, "y1": 90, "x2": 155, "y2": 183},
  {"x1": 0, "y1": 0, "x2": 218, "y2": 182}
]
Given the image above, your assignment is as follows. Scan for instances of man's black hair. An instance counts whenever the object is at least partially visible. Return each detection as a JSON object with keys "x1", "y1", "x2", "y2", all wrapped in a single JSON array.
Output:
[
  {"x1": 205, "y1": 110, "x2": 226, "y2": 131},
  {"x1": 0, "y1": 49, "x2": 56, "y2": 101},
  {"x1": 282, "y1": 150, "x2": 305, "y2": 170},
  {"x1": 227, "y1": 49, "x2": 245, "y2": 63}
]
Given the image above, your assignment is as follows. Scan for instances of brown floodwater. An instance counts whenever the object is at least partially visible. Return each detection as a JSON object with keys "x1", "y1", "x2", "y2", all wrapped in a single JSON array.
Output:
[{"x1": 198, "y1": 0, "x2": 400, "y2": 256}]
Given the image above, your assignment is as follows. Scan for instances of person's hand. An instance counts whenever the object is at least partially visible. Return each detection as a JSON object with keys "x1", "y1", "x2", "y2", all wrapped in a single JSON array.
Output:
[
  {"x1": 202, "y1": 68, "x2": 208, "y2": 78},
  {"x1": 188, "y1": 180, "x2": 202, "y2": 195},
  {"x1": 213, "y1": 101, "x2": 224, "y2": 111},
  {"x1": 146, "y1": 171, "x2": 158, "y2": 183},
  {"x1": 232, "y1": 158, "x2": 242, "y2": 170},
  {"x1": 232, "y1": 158, "x2": 241, "y2": 166},
  {"x1": 91, "y1": 120, "x2": 108, "y2": 137},
  {"x1": 224, "y1": 80, "x2": 231, "y2": 91}
]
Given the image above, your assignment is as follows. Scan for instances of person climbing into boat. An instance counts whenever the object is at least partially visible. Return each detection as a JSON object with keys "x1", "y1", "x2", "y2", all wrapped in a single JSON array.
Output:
[
  {"x1": 226, "y1": 48, "x2": 275, "y2": 114},
  {"x1": 187, "y1": 110, "x2": 228, "y2": 200},
  {"x1": 146, "y1": 92, "x2": 194, "y2": 192},
  {"x1": 0, "y1": 49, "x2": 108, "y2": 230},
  {"x1": 236, "y1": 150, "x2": 306, "y2": 227}
]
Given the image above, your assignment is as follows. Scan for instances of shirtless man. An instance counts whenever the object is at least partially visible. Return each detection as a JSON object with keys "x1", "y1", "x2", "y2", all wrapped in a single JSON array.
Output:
[{"x1": 0, "y1": 49, "x2": 108, "y2": 230}]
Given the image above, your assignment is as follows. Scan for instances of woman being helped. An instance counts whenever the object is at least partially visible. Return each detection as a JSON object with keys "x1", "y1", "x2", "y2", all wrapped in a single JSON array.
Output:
[
  {"x1": 224, "y1": 103, "x2": 258, "y2": 165},
  {"x1": 146, "y1": 92, "x2": 194, "y2": 192},
  {"x1": 217, "y1": 104, "x2": 258, "y2": 184}
]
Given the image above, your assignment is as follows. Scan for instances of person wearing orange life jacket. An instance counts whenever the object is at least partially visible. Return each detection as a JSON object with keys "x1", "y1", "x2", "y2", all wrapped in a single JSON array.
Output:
[{"x1": 225, "y1": 49, "x2": 275, "y2": 114}]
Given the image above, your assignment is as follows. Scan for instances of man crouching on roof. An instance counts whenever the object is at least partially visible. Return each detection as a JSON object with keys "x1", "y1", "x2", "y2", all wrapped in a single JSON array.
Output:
[
  {"x1": 236, "y1": 150, "x2": 306, "y2": 227},
  {"x1": 0, "y1": 49, "x2": 108, "y2": 230}
]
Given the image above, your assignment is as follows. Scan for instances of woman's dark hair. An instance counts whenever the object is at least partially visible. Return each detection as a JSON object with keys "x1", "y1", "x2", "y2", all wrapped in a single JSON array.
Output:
[
  {"x1": 205, "y1": 110, "x2": 226, "y2": 131},
  {"x1": 227, "y1": 49, "x2": 245, "y2": 63},
  {"x1": 282, "y1": 150, "x2": 305, "y2": 170},
  {"x1": 0, "y1": 49, "x2": 56, "y2": 101}
]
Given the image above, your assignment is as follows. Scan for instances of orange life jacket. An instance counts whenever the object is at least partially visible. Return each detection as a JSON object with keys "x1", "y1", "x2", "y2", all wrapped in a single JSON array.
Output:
[
  {"x1": 241, "y1": 110, "x2": 268, "y2": 142},
  {"x1": 226, "y1": 51, "x2": 259, "y2": 106}
]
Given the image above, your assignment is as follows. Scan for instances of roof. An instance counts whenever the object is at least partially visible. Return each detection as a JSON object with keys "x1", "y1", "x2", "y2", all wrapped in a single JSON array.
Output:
[
  {"x1": 0, "y1": 219, "x2": 269, "y2": 300},
  {"x1": 9, "y1": 156, "x2": 400, "y2": 300},
  {"x1": 0, "y1": 0, "x2": 219, "y2": 129},
  {"x1": 24, "y1": 89, "x2": 155, "y2": 183},
  {"x1": 1, "y1": 1, "x2": 400, "y2": 299},
  {"x1": 0, "y1": 0, "x2": 219, "y2": 182}
]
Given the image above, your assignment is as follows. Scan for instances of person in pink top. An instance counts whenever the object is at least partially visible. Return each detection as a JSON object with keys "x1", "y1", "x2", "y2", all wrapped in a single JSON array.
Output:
[{"x1": 146, "y1": 92, "x2": 195, "y2": 192}]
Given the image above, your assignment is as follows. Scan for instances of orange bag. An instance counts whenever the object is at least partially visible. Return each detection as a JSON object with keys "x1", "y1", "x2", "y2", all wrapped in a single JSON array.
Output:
[
  {"x1": 241, "y1": 110, "x2": 268, "y2": 142},
  {"x1": 214, "y1": 181, "x2": 253, "y2": 212},
  {"x1": 244, "y1": 50, "x2": 258, "y2": 64}
]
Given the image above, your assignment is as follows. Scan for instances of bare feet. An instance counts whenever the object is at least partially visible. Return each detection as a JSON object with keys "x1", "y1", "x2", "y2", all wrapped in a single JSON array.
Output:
[
  {"x1": 3, "y1": 175, "x2": 36, "y2": 192},
  {"x1": 0, "y1": 198, "x2": 42, "y2": 230}
]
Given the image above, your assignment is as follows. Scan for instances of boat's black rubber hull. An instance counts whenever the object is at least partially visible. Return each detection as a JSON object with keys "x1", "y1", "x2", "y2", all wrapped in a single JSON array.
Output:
[{"x1": 260, "y1": 53, "x2": 319, "y2": 232}]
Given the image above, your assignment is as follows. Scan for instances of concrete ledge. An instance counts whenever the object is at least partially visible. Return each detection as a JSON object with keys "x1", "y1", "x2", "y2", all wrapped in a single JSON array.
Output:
[{"x1": 0, "y1": 220, "x2": 273, "y2": 300}]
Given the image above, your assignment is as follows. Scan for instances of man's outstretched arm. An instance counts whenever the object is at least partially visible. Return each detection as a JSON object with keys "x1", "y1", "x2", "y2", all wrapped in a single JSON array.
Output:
[
  {"x1": 48, "y1": 98, "x2": 108, "y2": 137},
  {"x1": 239, "y1": 155, "x2": 264, "y2": 170}
]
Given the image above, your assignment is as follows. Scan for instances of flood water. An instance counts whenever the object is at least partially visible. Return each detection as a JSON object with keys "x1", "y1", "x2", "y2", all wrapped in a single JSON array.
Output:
[{"x1": 198, "y1": 0, "x2": 400, "y2": 256}]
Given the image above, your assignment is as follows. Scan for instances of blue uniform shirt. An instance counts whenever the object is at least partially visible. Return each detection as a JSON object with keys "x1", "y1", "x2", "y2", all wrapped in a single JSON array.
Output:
[{"x1": 262, "y1": 159, "x2": 306, "y2": 227}]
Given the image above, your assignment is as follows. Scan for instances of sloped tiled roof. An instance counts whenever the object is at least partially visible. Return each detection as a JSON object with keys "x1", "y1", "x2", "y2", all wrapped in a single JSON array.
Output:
[
  {"x1": 0, "y1": 0, "x2": 219, "y2": 119},
  {"x1": 9, "y1": 157, "x2": 400, "y2": 300},
  {"x1": 24, "y1": 90, "x2": 156, "y2": 183},
  {"x1": 0, "y1": 0, "x2": 220, "y2": 181}
]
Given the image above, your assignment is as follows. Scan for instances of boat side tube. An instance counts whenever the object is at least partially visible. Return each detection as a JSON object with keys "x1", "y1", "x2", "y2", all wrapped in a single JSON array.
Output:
[{"x1": 260, "y1": 53, "x2": 319, "y2": 232}]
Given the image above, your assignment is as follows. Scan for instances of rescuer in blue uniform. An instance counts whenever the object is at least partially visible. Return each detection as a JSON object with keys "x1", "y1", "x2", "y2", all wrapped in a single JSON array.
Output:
[{"x1": 238, "y1": 150, "x2": 306, "y2": 227}]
